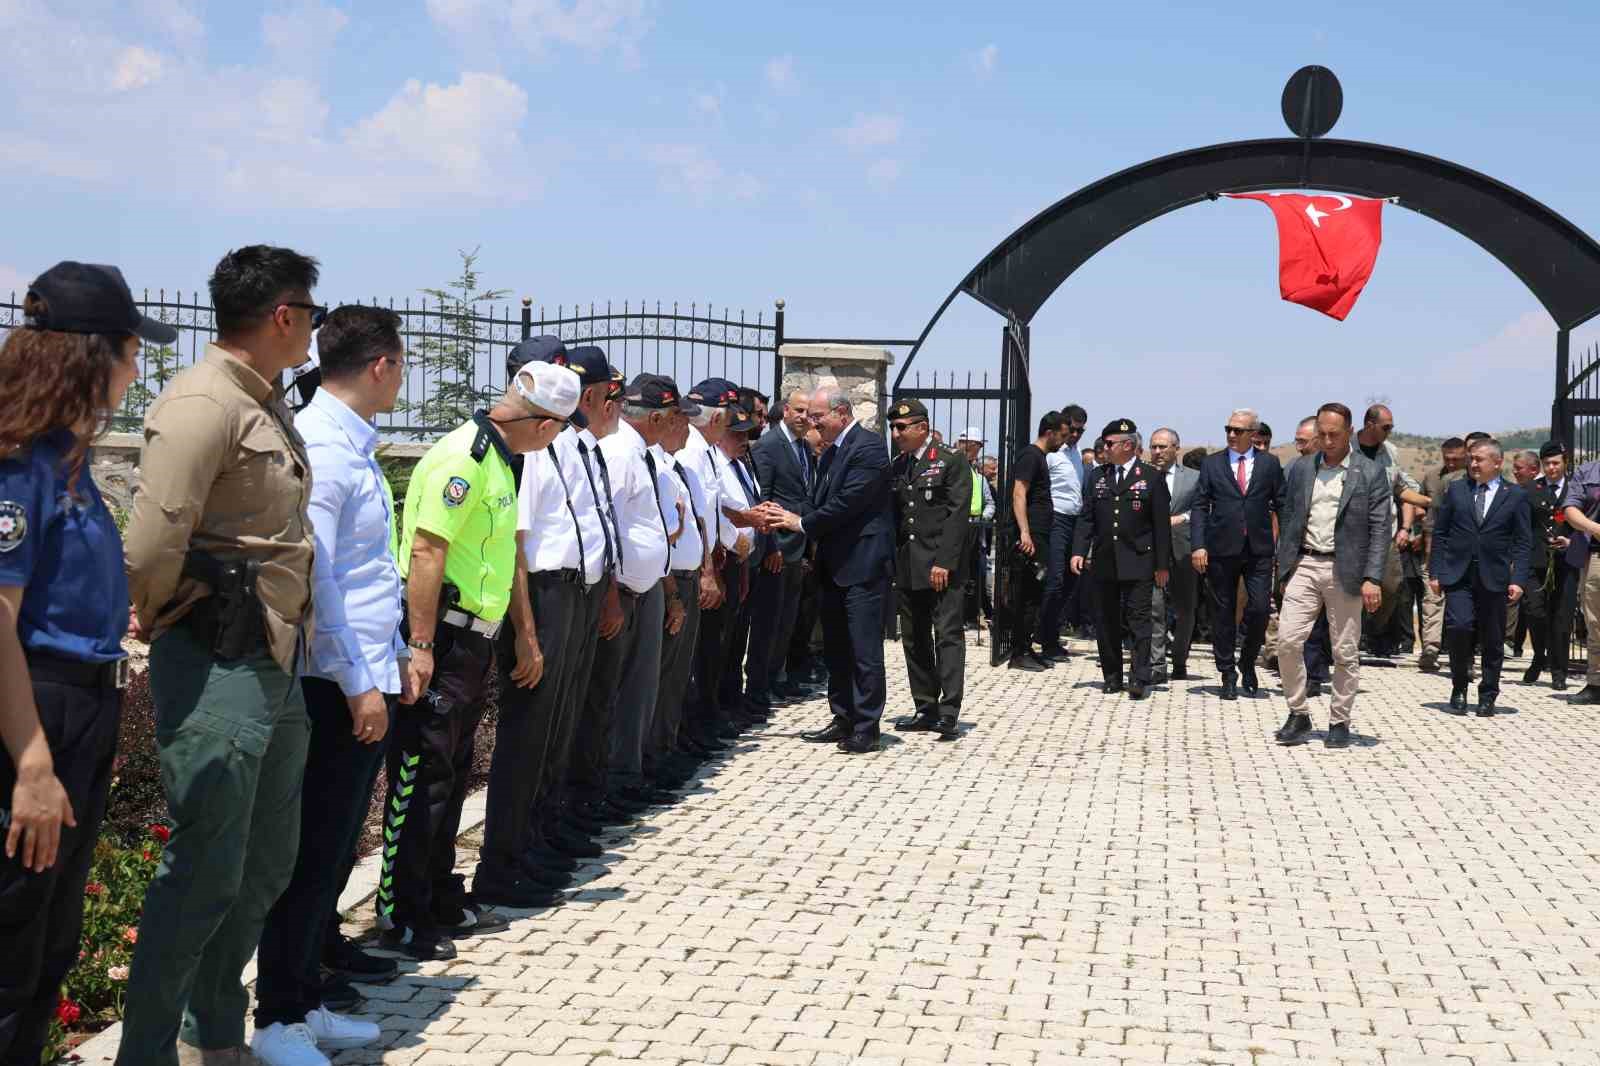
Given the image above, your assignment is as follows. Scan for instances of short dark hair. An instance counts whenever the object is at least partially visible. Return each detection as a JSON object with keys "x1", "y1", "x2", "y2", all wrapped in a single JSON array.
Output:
[
  {"x1": 209, "y1": 245, "x2": 321, "y2": 335},
  {"x1": 1363, "y1": 403, "x2": 1390, "y2": 425},
  {"x1": 1255, "y1": 422, "x2": 1272, "y2": 438},
  {"x1": 1318, "y1": 402, "x2": 1354, "y2": 427},
  {"x1": 317, "y1": 305, "x2": 402, "y2": 382},
  {"x1": 1441, "y1": 436, "x2": 1467, "y2": 451},
  {"x1": 1182, "y1": 447, "x2": 1207, "y2": 470},
  {"x1": 1061, "y1": 403, "x2": 1087, "y2": 425},
  {"x1": 1464, "y1": 430, "x2": 1491, "y2": 443},
  {"x1": 1038, "y1": 410, "x2": 1066, "y2": 436}
]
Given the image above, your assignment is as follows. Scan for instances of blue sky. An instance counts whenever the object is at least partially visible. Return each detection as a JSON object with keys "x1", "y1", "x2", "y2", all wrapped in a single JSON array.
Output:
[{"x1": 4, "y1": 0, "x2": 1599, "y2": 446}]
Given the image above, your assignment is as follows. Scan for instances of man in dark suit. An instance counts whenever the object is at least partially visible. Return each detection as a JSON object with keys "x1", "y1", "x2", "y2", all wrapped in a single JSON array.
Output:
[
  {"x1": 1070, "y1": 419, "x2": 1172, "y2": 699},
  {"x1": 1274, "y1": 403, "x2": 1392, "y2": 748},
  {"x1": 1147, "y1": 427, "x2": 1199, "y2": 683},
  {"x1": 1429, "y1": 438, "x2": 1533, "y2": 715},
  {"x1": 1191, "y1": 408, "x2": 1285, "y2": 699},
  {"x1": 766, "y1": 385, "x2": 894, "y2": 753},
  {"x1": 745, "y1": 389, "x2": 816, "y2": 712},
  {"x1": 887, "y1": 400, "x2": 972, "y2": 740},
  {"x1": 1521, "y1": 442, "x2": 1574, "y2": 690}
]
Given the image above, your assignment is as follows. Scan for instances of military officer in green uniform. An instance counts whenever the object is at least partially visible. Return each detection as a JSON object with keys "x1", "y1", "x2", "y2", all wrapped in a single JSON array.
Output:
[
  {"x1": 887, "y1": 400, "x2": 973, "y2": 740},
  {"x1": 1071, "y1": 418, "x2": 1172, "y2": 700},
  {"x1": 375, "y1": 361, "x2": 580, "y2": 961}
]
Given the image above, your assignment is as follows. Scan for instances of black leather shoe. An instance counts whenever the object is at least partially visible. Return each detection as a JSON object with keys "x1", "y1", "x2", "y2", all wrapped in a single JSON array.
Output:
[
  {"x1": 1523, "y1": 663, "x2": 1544, "y2": 685},
  {"x1": 1029, "y1": 651, "x2": 1055, "y2": 668},
  {"x1": 1219, "y1": 678, "x2": 1238, "y2": 701},
  {"x1": 935, "y1": 714, "x2": 959, "y2": 741},
  {"x1": 1104, "y1": 678, "x2": 1123, "y2": 694},
  {"x1": 1040, "y1": 645, "x2": 1070, "y2": 662},
  {"x1": 1417, "y1": 655, "x2": 1441, "y2": 673},
  {"x1": 802, "y1": 720, "x2": 852, "y2": 743},
  {"x1": 1553, "y1": 671, "x2": 1569, "y2": 691},
  {"x1": 1476, "y1": 695, "x2": 1497, "y2": 717},
  {"x1": 1307, "y1": 681, "x2": 1324, "y2": 699},
  {"x1": 1171, "y1": 666, "x2": 1190, "y2": 681},
  {"x1": 323, "y1": 934, "x2": 399, "y2": 984},
  {"x1": 1324, "y1": 722, "x2": 1351, "y2": 748},
  {"x1": 379, "y1": 926, "x2": 456, "y2": 962},
  {"x1": 320, "y1": 974, "x2": 364, "y2": 1011},
  {"x1": 470, "y1": 878, "x2": 564, "y2": 911},
  {"x1": 894, "y1": 713, "x2": 939, "y2": 732},
  {"x1": 1577, "y1": 685, "x2": 1600, "y2": 704},
  {"x1": 1449, "y1": 687, "x2": 1468, "y2": 712},
  {"x1": 1272, "y1": 712, "x2": 1298, "y2": 741},
  {"x1": 1149, "y1": 671, "x2": 1168, "y2": 686},
  {"x1": 1007, "y1": 655, "x2": 1047, "y2": 672},
  {"x1": 1127, "y1": 682, "x2": 1148, "y2": 701},
  {"x1": 836, "y1": 732, "x2": 880, "y2": 754},
  {"x1": 549, "y1": 832, "x2": 603, "y2": 860},
  {"x1": 1277, "y1": 714, "x2": 1312, "y2": 745},
  {"x1": 1240, "y1": 667, "x2": 1260, "y2": 696}
]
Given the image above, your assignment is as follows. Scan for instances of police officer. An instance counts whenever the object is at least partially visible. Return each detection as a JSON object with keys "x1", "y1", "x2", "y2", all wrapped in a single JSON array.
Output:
[
  {"x1": 375, "y1": 361, "x2": 579, "y2": 960},
  {"x1": 0, "y1": 263, "x2": 167, "y2": 1066},
  {"x1": 886, "y1": 400, "x2": 972, "y2": 740},
  {"x1": 1071, "y1": 419, "x2": 1173, "y2": 700}
]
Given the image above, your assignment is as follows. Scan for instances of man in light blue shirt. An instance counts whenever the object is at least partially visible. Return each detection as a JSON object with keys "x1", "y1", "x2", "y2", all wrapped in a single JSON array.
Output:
[
  {"x1": 253, "y1": 306, "x2": 409, "y2": 1063},
  {"x1": 1036, "y1": 403, "x2": 1088, "y2": 658}
]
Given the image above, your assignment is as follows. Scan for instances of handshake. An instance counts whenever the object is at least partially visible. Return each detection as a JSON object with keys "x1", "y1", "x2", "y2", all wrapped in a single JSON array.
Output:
[{"x1": 748, "y1": 501, "x2": 803, "y2": 533}]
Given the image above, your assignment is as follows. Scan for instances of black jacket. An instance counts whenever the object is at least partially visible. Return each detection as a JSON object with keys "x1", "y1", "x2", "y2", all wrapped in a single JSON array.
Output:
[
  {"x1": 1191, "y1": 448, "x2": 1285, "y2": 558},
  {"x1": 750, "y1": 425, "x2": 815, "y2": 563},
  {"x1": 891, "y1": 441, "x2": 972, "y2": 591},
  {"x1": 802, "y1": 424, "x2": 894, "y2": 587},
  {"x1": 1431, "y1": 477, "x2": 1532, "y2": 593},
  {"x1": 1072, "y1": 459, "x2": 1173, "y2": 581}
]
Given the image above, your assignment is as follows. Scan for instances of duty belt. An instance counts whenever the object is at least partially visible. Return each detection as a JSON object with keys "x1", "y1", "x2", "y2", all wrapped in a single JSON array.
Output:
[
  {"x1": 441, "y1": 608, "x2": 502, "y2": 639},
  {"x1": 27, "y1": 651, "x2": 130, "y2": 690}
]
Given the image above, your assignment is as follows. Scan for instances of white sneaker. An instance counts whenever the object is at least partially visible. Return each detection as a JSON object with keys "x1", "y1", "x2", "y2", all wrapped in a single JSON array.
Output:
[
  {"x1": 249, "y1": 1023, "x2": 328, "y2": 1066},
  {"x1": 303, "y1": 1005, "x2": 381, "y2": 1050}
]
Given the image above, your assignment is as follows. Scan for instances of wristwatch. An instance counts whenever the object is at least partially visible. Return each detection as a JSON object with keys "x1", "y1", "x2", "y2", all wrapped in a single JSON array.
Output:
[{"x1": 407, "y1": 639, "x2": 436, "y2": 651}]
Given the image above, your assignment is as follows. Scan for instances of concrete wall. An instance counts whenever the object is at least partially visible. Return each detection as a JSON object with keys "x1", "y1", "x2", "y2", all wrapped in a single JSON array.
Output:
[{"x1": 777, "y1": 344, "x2": 894, "y2": 432}]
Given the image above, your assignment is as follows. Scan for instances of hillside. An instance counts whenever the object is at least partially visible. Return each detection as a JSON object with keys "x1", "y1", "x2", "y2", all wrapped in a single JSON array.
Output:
[{"x1": 1257, "y1": 426, "x2": 1552, "y2": 483}]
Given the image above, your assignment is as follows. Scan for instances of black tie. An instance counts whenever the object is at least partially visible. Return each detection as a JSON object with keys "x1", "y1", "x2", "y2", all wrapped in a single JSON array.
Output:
[
  {"x1": 546, "y1": 444, "x2": 587, "y2": 581},
  {"x1": 794, "y1": 436, "x2": 812, "y2": 493},
  {"x1": 673, "y1": 459, "x2": 703, "y2": 552},
  {"x1": 1475, "y1": 482, "x2": 1488, "y2": 524},
  {"x1": 643, "y1": 451, "x2": 672, "y2": 575},
  {"x1": 578, "y1": 439, "x2": 620, "y2": 572}
]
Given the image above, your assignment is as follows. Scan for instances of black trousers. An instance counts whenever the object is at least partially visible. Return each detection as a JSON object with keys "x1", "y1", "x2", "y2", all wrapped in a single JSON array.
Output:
[
  {"x1": 570, "y1": 588, "x2": 637, "y2": 800},
  {"x1": 788, "y1": 565, "x2": 823, "y2": 675},
  {"x1": 1446, "y1": 572, "x2": 1508, "y2": 699},
  {"x1": 478, "y1": 573, "x2": 585, "y2": 885},
  {"x1": 256, "y1": 679, "x2": 393, "y2": 1027},
  {"x1": 745, "y1": 560, "x2": 804, "y2": 707},
  {"x1": 0, "y1": 673, "x2": 120, "y2": 1066},
  {"x1": 899, "y1": 583, "x2": 966, "y2": 718},
  {"x1": 820, "y1": 573, "x2": 890, "y2": 736},
  {"x1": 542, "y1": 580, "x2": 604, "y2": 815},
  {"x1": 1206, "y1": 551, "x2": 1273, "y2": 677},
  {"x1": 1007, "y1": 526, "x2": 1049, "y2": 659},
  {"x1": 1095, "y1": 577, "x2": 1154, "y2": 685},
  {"x1": 1035, "y1": 513, "x2": 1078, "y2": 650},
  {"x1": 648, "y1": 573, "x2": 702, "y2": 772},
  {"x1": 1523, "y1": 562, "x2": 1577, "y2": 670},
  {"x1": 718, "y1": 558, "x2": 755, "y2": 714},
  {"x1": 376, "y1": 625, "x2": 492, "y2": 938},
  {"x1": 1151, "y1": 557, "x2": 1197, "y2": 674}
]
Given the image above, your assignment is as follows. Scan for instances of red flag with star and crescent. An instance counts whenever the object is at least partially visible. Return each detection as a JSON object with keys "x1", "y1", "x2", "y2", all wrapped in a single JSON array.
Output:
[{"x1": 1227, "y1": 192, "x2": 1386, "y2": 321}]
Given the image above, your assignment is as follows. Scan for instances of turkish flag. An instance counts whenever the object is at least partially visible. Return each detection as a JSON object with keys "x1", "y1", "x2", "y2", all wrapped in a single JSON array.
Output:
[{"x1": 1227, "y1": 192, "x2": 1386, "y2": 321}]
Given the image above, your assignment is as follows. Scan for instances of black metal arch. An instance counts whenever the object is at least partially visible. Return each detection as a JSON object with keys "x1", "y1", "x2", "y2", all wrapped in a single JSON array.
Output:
[{"x1": 896, "y1": 136, "x2": 1600, "y2": 391}]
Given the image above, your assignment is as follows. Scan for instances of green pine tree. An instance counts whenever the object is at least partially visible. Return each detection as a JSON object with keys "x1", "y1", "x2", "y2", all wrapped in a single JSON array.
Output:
[{"x1": 400, "y1": 248, "x2": 509, "y2": 438}]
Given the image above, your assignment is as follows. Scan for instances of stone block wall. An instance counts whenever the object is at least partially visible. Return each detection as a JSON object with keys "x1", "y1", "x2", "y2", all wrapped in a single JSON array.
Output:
[{"x1": 777, "y1": 343, "x2": 894, "y2": 431}]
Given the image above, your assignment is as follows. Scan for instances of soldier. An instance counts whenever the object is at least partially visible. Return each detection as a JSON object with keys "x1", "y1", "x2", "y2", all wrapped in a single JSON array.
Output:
[
  {"x1": 1070, "y1": 419, "x2": 1172, "y2": 699},
  {"x1": 1522, "y1": 442, "x2": 1574, "y2": 689},
  {"x1": 886, "y1": 400, "x2": 972, "y2": 741}
]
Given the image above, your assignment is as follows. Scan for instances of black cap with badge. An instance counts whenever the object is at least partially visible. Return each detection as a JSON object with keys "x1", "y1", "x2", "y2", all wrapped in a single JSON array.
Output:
[
  {"x1": 890, "y1": 399, "x2": 929, "y2": 422},
  {"x1": 26, "y1": 262, "x2": 179, "y2": 344},
  {"x1": 1101, "y1": 418, "x2": 1137, "y2": 439},
  {"x1": 1540, "y1": 440, "x2": 1565, "y2": 460},
  {"x1": 625, "y1": 373, "x2": 701, "y2": 415},
  {"x1": 506, "y1": 335, "x2": 566, "y2": 383}
]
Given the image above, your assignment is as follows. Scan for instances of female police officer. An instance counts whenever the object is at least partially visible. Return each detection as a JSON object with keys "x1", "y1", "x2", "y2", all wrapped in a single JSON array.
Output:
[{"x1": 0, "y1": 262, "x2": 175, "y2": 1063}]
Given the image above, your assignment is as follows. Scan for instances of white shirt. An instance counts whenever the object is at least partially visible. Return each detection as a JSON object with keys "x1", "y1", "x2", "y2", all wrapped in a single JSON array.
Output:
[
  {"x1": 718, "y1": 449, "x2": 759, "y2": 554},
  {"x1": 295, "y1": 390, "x2": 405, "y2": 697},
  {"x1": 1046, "y1": 444, "x2": 1084, "y2": 514},
  {"x1": 1473, "y1": 477, "x2": 1501, "y2": 517},
  {"x1": 528, "y1": 428, "x2": 610, "y2": 585},
  {"x1": 1118, "y1": 457, "x2": 1138, "y2": 483},
  {"x1": 676, "y1": 425, "x2": 734, "y2": 550},
  {"x1": 654, "y1": 444, "x2": 707, "y2": 572},
  {"x1": 1226, "y1": 446, "x2": 1256, "y2": 490},
  {"x1": 599, "y1": 420, "x2": 670, "y2": 592},
  {"x1": 1163, "y1": 465, "x2": 1189, "y2": 524}
]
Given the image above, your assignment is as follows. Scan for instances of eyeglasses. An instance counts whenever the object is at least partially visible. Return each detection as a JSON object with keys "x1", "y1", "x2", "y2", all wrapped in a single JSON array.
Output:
[
  {"x1": 1066, "y1": 424, "x2": 1085, "y2": 434},
  {"x1": 280, "y1": 301, "x2": 327, "y2": 328},
  {"x1": 1223, "y1": 426, "x2": 1253, "y2": 436},
  {"x1": 495, "y1": 412, "x2": 569, "y2": 428},
  {"x1": 889, "y1": 420, "x2": 925, "y2": 432}
]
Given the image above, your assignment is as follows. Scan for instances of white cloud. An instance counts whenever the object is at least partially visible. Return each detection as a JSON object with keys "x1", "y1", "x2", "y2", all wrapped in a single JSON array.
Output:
[
  {"x1": 866, "y1": 158, "x2": 901, "y2": 188},
  {"x1": 111, "y1": 46, "x2": 165, "y2": 92},
  {"x1": 644, "y1": 143, "x2": 761, "y2": 203},
  {"x1": 693, "y1": 85, "x2": 723, "y2": 121},
  {"x1": 349, "y1": 72, "x2": 527, "y2": 179},
  {"x1": 837, "y1": 112, "x2": 903, "y2": 150},
  {"x1": 971, "y1": 43, "x2": 998, "y2": 78},
  {"x1": 764, "y1": 55, "x2": 796, "y2": 93},
  {"x1": 263, "y1": 0, "x2": 350, "y2": 62},
  {"x1": 134, "y1": 0, "x2": 205, "y2": 50},
  {"x1": 427, "y1": 0, "x2": 653, "y2": 65}
]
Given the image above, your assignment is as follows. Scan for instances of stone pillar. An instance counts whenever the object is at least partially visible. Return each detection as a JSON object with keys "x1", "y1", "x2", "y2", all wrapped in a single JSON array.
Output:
[{"x1": 777, "y1": 344, "x2": 895, "y2": 432}]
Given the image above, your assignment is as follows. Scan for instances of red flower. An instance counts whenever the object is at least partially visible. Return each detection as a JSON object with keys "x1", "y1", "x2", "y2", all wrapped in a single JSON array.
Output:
[
  {"x1": 149, "y1": 824, "x2": 171, "y2": 843},
  {"x1": 56, "y1": 997, "x2": 81, "y2": 1025},
  {"x1": 142, "y1": 849, "x2": 153, "y2": 861},
  {"x1": 84, "y1": 882, "x2": 105, "y2": 896},
  {"x1": 1555, "y1": 511, "x2": 1568, "y2": 524},
  {"x1": 122, "y1": 926, "x2": 139, "y2": 944}
]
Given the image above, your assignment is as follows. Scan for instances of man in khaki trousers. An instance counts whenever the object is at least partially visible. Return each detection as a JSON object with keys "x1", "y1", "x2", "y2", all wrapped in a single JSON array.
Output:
[{"x1": 1273, "y1": 403, "x2": 1393, "y2": 749}]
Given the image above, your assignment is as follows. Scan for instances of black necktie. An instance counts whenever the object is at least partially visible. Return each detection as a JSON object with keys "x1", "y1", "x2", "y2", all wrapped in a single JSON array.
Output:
[
  {"x1": 794, "y1": 436, "x2": 812, "y2": 492},
  {"x1": 1475, "y1": 482, "x2": 1488, "y2": 524},
  {"x1": 546, "y1": 444, "x2": 587, "y2": 580},
  {"x1": 578, "y1": 439, "x2": 620, "y2": 572},
  {"x1": 673, "y1": 459, "x2": 703, "y2": 552},
  {"x1": 643, "y1": 451, "x2": 672, "y2": 575}
]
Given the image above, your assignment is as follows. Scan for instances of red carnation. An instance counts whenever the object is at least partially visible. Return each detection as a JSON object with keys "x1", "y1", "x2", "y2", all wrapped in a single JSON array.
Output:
[
  {"x1": 1555, "y1": 511, "x2": 1567, "y2": 524},
  {"x1": 56, "y1": 997, "x2": 81, "y2": 1025},
  {"x1": 84, "y1": 882, "x2": 105, "y2": 896},
  {"x1": 149, "y1": 824, "x2": 171, "y2": 843}
]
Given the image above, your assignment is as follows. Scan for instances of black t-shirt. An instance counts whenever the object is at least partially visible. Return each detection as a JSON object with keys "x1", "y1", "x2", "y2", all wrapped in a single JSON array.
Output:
[
  {"x1": 1359, "y1": 441, "x2": 1384, "y2": 464},
  {"x1": 1011, "y1": 444, "x2": 1054, "y2": 533}
]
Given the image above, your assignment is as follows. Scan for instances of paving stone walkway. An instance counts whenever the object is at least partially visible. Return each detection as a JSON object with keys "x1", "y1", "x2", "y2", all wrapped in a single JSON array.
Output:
[{"x1": 87, "y1": 635, "x2": 1600, "y2": 1065}]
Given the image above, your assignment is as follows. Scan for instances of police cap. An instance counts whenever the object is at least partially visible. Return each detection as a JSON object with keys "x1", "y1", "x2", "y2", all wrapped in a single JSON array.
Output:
[
  {"x1": 1101, "y1": 418, "x2": 1137, "y2": 438},
  {"x1": 889, "y1": 399, "x2": 928, "y2": 422},
  {"x1": 1540, "y1": 440, "x2": 1565, "y2": 460}
]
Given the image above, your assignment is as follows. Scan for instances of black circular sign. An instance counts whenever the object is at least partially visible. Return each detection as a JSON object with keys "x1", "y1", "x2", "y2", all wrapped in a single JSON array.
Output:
[{"x1": 1281, "y1": 65, "x2": 1343, "y2": 139}]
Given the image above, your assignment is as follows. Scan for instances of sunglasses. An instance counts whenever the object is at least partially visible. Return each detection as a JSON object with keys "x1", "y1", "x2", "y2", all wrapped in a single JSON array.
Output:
[
  {"x1": 890, "y1": 419, "x2": 926, "y2": 432},
  {"x1": 281, "y1": 301, "x2": 328, "y2": 329},
  {"x1": 1223, "y1": 426, "x2": 1253, "y2": 436}
]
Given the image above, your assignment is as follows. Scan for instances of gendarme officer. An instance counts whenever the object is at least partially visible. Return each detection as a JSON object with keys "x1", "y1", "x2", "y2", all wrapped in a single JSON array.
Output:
[
  {"x1": 1070, "y1": 418, "x2": 1172, "y2": 700},
  {"x1": 887, "y1": 400, "x2": 972, "y2": 740}
]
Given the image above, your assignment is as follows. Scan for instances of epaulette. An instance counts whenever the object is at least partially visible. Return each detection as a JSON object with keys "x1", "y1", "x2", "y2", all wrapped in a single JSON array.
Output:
[{"x1": 470, "y1": 426, "x2": 494, "y2": 462}]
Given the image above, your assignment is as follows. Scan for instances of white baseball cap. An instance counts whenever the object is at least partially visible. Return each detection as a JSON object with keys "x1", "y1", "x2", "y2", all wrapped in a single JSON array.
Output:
[
  {"x1": 957, "y1": 426, "x2": 983, "y2": 443},
  {"x1": 513, "y1": 361, "x2": 584, "y2": 425}
]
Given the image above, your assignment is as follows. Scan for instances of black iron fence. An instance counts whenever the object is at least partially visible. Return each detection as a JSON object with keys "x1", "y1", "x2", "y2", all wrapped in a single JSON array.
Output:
[{"x1": 0, "y1": 292, "x2": 784, "y2": 439}]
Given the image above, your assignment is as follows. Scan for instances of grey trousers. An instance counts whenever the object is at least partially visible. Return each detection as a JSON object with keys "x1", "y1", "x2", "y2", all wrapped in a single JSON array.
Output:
[
  {"x1": 649, "y1": 573, "x2": 702, "y2": 769},
  {"x1": 608, "y1": 581, "x2": 665, "y2": 789}
]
